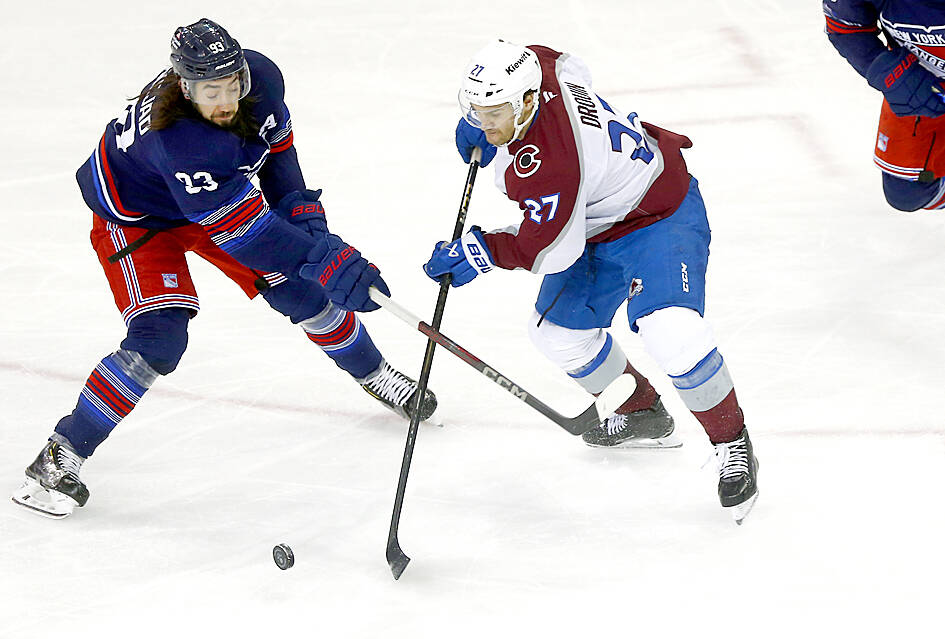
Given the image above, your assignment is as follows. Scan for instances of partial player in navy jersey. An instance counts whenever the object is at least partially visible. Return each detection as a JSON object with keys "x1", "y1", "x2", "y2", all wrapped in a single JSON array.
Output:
[
  {"x1": 422, "y1": 41, "x2": 759, "y2": 523},
  {"x1": 12, "y1": 19, "x2": 437, "y2": 519},
  {"x1": 825, "y1": 1, "x2": 945, "y2": 209}
]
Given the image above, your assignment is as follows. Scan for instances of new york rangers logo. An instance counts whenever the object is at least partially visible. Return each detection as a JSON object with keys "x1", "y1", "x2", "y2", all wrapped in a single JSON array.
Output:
[
  {"x1": 880, "y1": 17, "x2": 945, "y2": 73},
  {"x1": 513, "y1": 144, "x2": 542, "y2": 178},
  {"x1": 162, "y1": 273, "x2": 179, "y2": 288}
]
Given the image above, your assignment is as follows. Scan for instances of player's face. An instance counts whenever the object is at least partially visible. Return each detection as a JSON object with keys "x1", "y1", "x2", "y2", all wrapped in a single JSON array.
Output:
[
  {"x1": 190, "y1": 74, "x2": 242, "y2": 126},
  {"x1": 470, "y1": 102, "x2": 516, "y2": 146}
]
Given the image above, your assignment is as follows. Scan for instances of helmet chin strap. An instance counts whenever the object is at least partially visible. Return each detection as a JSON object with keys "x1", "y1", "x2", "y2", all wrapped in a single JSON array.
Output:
[{"x1": 498, "y1": 99, "x2": 538, "y2": 147}]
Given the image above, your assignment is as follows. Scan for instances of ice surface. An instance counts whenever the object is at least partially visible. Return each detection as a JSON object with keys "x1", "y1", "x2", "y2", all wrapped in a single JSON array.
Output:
[{"x1": 2, "y1": 1, "x2": 943, "y2": 637}]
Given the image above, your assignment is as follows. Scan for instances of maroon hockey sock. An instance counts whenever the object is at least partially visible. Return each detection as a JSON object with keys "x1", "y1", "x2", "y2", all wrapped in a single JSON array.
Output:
[{"x1": 692, "y1": 389, "x2": 745, "y2": 444}]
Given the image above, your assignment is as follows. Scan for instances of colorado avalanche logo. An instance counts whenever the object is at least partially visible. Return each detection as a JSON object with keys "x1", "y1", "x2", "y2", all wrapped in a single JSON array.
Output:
[{"x1": 513, "y1": 144, "x2": 542, "y2": 178}]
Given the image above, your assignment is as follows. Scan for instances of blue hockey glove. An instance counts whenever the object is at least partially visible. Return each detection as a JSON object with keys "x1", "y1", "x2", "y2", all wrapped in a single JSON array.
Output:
[
  {"x1": 274, "y1": 189, "x2": 328, "y2": 236},
  {"x1": 867, "y1": 48, "x2": 945, "y2": 118},
  {"x1": 298, "y1": 234, "x2": 389, "y2": 312},
  {"x1": 455, "y1": 119, "x2": 497, "y2": 167},
  {"x1": 422, "y1": 226, "x2": 495, "y2": 287}
]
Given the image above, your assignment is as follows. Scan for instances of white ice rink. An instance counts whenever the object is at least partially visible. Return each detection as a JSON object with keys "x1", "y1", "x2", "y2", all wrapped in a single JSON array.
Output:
[{"x1": 2, "y1": 1, "x2": 943, "y2": 636}]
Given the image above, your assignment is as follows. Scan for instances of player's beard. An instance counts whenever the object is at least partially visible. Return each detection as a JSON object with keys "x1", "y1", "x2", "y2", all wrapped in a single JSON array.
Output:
[{"x1": 206, "y1": 101, "x2": 258, "y2": 138}]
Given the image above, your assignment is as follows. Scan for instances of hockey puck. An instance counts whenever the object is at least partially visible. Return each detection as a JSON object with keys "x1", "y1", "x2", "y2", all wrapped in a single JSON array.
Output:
[{"x1": 272, "y1": 543, "x2": 294, "y2": 570}]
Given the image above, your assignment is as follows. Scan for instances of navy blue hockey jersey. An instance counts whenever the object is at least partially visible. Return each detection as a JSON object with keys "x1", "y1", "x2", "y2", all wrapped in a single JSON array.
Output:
[
  {"x1": 825, "y1": 1, "x2": 945, "y2": 78},
  {"x1": 75, "y1": 50, "x2": 316, "y2": 275}
]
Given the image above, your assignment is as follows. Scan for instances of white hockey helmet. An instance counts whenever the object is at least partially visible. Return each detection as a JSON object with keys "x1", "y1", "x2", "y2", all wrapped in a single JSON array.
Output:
[{"x1": 459, "y1": 40, "x2": 542, "y2": 144}]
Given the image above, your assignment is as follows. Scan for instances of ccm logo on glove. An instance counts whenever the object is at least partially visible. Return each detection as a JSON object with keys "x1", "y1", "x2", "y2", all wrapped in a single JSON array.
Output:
[
  {"x1": 319, "y1": 245, "x2": 357, "y2": 286},
  {"x1": 885, "y1": 52, "x2": 917, "y2": 89}
]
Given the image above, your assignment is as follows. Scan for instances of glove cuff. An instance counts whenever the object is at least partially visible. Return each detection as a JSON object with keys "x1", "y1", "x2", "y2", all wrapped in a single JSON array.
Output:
[{"x1": 461, "y1": 227, "x2": 495, "y2": 277}]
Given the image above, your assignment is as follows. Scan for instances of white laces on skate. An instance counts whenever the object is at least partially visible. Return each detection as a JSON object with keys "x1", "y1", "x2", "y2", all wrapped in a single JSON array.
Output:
[
  {"x1": 602, "y1": 413, "x2": 628, "y2": 436},
  {"x1": 364, "y1": 363, "x2": 415, "y2": 407},
  {"x1": 54, "y1": 443, "x2": 85, "y2": 479},
  {"x1": 706, "y1": 436, "x2": 750, "y2": 479}
]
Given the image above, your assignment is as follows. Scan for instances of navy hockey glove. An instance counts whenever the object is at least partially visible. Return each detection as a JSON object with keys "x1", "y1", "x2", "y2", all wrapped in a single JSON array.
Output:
[
  {"x1": 298, "y1": 234, "x2": 390, "y2": 312},
  {"x1": 423, "y1": 226, "x2": 495, "y2": 287},
  {"x1": 455, "y1": 119, "x2": 497, "y2": 167},
  {"x1": 274, "y1": 189, "x2": 328, "y2": 236},
  {"x1": 867, "y1": 48, "x2": 945, "y2": 118}
]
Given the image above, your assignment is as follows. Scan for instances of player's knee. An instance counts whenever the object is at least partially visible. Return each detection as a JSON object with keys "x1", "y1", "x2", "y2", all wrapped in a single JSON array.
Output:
[
  {"x1": 637, "y1": 307, "x2": 716, "y2": 377},
  {"x1": 263, "y1": 279, "x2": 330, "y2": 324},
  {"x1": 527, "y1": 311, "x2": 608, "y2": 370},
  {"x1": 121, "y1": 308, "x2": 191, "y2": 375},
  {"x1": 881, "y1": 173, "x2": 940, "y2": 211}
]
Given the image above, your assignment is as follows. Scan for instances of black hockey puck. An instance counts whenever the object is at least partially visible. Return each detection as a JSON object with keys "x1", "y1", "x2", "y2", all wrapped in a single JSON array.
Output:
[{"x1": 273, "y1": 543, "x2": 294, "y2": 570}]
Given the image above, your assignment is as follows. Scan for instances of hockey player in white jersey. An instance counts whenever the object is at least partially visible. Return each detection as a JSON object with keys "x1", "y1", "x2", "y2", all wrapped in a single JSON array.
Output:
[{"x1": 423, "y1": 41, "x2": 758, "y2": 522}]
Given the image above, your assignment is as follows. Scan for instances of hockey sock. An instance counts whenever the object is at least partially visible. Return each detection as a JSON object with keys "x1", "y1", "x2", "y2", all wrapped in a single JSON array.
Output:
[
  {"x1": 670, "y1": 348, "x2": 744, "y2": 444},
  {"x1": 54, "y1": 349, "x2": 158, "y2": 458},
  {"x1": 568, "y1": 333, "x2": 657, "y2": 413},
  {"x1": 300, "y1": 302, "x2": 382, "y2": 379},
  {"x1": 881, "y1": 172, "x2": 943, "y2": 211}
]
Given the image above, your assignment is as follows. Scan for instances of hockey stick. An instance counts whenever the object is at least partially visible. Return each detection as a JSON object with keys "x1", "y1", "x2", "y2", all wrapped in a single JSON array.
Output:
[
  {"x1": 369, "y1": 287, "x2": 637, "y2": 436},
  {"x1": 385, "y1": 147, "x2": 483, "y2": 580}
]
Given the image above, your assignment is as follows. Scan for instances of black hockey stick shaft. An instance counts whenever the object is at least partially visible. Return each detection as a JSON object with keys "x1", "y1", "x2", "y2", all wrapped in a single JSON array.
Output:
[
  {"x1": 369, "y1": 288, "x2": 637, "y2": 436},
  {"x1": 385, "y1": 148, "x2": 482, "y2": 580}
]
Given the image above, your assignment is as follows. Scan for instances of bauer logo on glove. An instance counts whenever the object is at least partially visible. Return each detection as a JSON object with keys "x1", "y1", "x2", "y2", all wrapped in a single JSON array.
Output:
[{"x1": 317, "y1": 244, "x2": 358, "y2": 287}]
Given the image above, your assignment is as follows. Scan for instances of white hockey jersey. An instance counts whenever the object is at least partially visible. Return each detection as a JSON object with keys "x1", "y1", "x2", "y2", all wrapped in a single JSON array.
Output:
[{"x1": 483, "y1": 45, "x2": 693, "y2": 274}]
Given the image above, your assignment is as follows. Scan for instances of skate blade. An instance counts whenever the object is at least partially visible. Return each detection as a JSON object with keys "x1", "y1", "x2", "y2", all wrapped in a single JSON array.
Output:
[
  {"x1": 728, "y1": 491, "x2": 758, "y2": 525},
  {"x1": 425, "y1": 412, "x2": 444, "y2": 428},
  {"x1": 586, "y1": 433, "x2": 683, "y2": 449},
  {"x1": 11, "y1": 478, "x2": 77, "y2": 519}
]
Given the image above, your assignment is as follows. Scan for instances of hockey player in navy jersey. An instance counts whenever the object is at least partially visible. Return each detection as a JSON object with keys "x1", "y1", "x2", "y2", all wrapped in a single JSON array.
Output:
[
  {"x1": 825, "y1": 1, "x2": 945, "y2": 209},
  {"x1": 12, "y1": 19, "x2": 436, "y2": 519},
  {"x1": 423, "y1": 41, "x2": 758, "y2": 522}
]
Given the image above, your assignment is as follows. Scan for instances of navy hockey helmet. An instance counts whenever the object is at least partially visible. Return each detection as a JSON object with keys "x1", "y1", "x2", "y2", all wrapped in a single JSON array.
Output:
[{"x1": 170, "y1": 18, "x2": 251, "y2": 105}]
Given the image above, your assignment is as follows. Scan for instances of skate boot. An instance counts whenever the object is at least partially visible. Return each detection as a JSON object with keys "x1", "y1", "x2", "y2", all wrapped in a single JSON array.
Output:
[
  {"x1": 12, "y1": 436, "x2": 89, "y2": 519},
  {"x1": 582, "y1": 397, "x2": 681, "y2": 448},
  {"x1": 359, "y1": 360, "x2": 438, "y2": 422},
  {"x1": 712, "y1": 427, "x2": 759, "y2": 525}
]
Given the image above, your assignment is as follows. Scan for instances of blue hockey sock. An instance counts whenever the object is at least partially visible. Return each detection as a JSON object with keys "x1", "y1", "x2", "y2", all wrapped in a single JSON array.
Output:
[
  {"x1": 300, "y1": 303, "x2": 382, "y2": 379},
  {"x1": 55, "y1": 350, "x2": 158, "y2": 458},
  {"x1": 882, "y1": 173, "x2": 943, "y2": 211}
]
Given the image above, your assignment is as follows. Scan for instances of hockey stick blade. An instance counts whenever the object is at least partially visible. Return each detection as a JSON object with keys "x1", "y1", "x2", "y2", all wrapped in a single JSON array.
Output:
[
  {"x1": 387, "y1": 538, "x2": 410, "y2": 579},
  {"x1": 369, "y1": 288, "x2": 636, "y2": 435}
]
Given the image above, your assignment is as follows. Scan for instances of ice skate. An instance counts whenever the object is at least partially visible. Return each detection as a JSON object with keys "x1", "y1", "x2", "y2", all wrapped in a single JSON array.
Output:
[
  {"x1": 582, "y1": 397, "x2": 681, "y2": 448},
  {"x1": 12, "y1": 438, "x2": 89, "y2": 519},
  {"x1": 360, "y1": 360, "x2": 438, "y2": 422},
  {"x1": 711, "y1": 428, "x2": 759, "y2": 524}
]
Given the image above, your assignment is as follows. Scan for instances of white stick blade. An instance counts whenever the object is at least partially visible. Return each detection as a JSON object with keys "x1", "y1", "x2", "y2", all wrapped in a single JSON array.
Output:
[{"x1": 593, "y1": 374, "x2": 637, "y2": 420}]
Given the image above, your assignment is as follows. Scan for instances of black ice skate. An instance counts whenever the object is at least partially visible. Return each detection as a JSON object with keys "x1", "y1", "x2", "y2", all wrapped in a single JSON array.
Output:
[
  {"x1": 12, "y1": 438, "x2": 89, "y2": 519},
  {"x1": 360, "y1": 360, "x2": 438, "y2": 422},
  {"x1": 582, "y1": 397, "x2": 681, "y2": 448},
  {"x1": 712, "y1": 428, "x2": 759, "y2": 525}
]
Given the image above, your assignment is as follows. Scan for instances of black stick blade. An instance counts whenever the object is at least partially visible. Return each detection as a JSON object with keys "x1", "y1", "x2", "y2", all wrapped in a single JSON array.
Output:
[{"x1": 387, "y1": 538, "x2": 410, "y2": 580}]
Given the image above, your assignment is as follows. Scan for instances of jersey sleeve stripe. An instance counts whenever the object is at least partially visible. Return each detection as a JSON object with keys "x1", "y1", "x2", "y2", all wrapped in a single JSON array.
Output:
[
  {"x1": 191, "y1": 184, "x2": 274, "y2": 251},
  {"x1": 824, "y1": 15, "x2": 879, "y2": 35},
  {"x1": 270, "y1": 130, "x2": 294, "y2": 153},
  {"x1": 94, "y1": 135, "x2": 149, "y2": 221}
]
